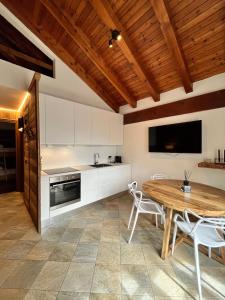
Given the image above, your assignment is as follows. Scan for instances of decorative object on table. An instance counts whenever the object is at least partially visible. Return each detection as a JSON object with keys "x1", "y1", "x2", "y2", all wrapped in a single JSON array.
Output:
[
  {"x1": 214, "y1": 149, "x2": 225, "y2": 164},
  {"x1": 181, "y1": 170, "x2": 192, "y2": 193}
]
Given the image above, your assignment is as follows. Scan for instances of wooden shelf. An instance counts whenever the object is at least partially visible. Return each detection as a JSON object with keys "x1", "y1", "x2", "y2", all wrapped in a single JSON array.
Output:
[{"x1": 198, "y1": 162, "x2": 225, "y2": 170}]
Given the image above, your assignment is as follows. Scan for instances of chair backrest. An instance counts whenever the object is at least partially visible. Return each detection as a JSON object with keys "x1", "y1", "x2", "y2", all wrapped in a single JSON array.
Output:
[
  {"x1": 128, "y1": 181, "x2": 137, "y2": 195},
  {"x1": 133, "y1": 190, "x2": 143, "y2": 207},
  {"x1": 152, "y1": 173, "x2": 169, "y2": 180},
  {"x1": 184, "y1": 209, "x2": 225, "y2": 238}
]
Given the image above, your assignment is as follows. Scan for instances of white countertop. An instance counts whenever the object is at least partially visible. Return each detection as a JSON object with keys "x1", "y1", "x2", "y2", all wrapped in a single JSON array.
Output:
[{"x1": 41, "y1": 163, "x2": 130, "y2": 177}]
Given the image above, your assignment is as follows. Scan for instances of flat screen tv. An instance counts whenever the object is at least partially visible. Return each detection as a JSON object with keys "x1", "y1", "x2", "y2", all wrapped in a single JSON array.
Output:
[{"x1": 148, "y1": 120, "x2": 202, "y2": 153}]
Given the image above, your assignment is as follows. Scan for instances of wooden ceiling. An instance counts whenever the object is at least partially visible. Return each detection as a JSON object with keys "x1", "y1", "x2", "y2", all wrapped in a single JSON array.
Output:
[
  {"x1": 0, "y1": 15, "x2": 54, "y2": 77},
  {"x1": 1, "y1": 0, "x2": 225, "y2": 112}
]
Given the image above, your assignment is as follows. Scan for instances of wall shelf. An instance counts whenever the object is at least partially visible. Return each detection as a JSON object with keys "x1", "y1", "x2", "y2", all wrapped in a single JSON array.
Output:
[{"x1": 198, "y1": 162, "x2": 225, "y2": 170}]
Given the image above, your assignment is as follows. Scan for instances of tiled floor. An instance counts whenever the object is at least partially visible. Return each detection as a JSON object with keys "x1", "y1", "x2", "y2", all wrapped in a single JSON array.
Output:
[{"x1": 0, "y1": 191, "x2": 225, "y2": 300}]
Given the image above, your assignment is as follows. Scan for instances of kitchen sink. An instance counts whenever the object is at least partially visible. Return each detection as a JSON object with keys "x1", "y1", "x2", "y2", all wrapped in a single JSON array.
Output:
[{"x1": 89, "y1": 164, "x2": 112, "y2": 168}]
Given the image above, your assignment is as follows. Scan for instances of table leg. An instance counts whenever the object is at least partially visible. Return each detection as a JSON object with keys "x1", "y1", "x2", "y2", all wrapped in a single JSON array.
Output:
[{"x1": 161, "y1": 207, "x2": 173, "y2": 260}]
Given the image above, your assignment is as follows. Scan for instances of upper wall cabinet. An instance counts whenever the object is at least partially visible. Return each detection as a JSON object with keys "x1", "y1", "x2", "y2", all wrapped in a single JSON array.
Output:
[
  {"x1": 39, "y1": 94, "x2": 123, "y2": 145},
  {"x1": 74, "y1": 103, "x2": 92, "y2": 145},
  {"x1": 109, "y1": 113, "x2": 123, "y2": 145},
  {"x1": 39, "y1": 94, "x2": 46, "y2": 145},
  {"x1": 45, "y1": 95, "x2": 75, "y2": 145},
  {"x1": 91, "y1": 108, "x2": 111, "y2": 145}
]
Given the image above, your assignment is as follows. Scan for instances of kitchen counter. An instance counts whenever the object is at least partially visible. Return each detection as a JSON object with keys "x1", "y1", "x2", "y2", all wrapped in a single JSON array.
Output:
[{"x1": 41, "y1": 163, "x2": 129, "y2": 176}]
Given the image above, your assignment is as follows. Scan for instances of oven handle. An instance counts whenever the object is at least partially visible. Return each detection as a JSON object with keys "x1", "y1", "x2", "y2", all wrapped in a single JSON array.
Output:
[{"x1": 50, "y1": 180, "x2": 80, "y2": 187}]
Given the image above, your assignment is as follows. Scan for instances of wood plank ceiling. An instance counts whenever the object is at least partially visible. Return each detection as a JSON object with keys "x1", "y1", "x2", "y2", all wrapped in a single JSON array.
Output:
[{"x1": 1, "y1": 0, "x2": 225, "y2": 112}]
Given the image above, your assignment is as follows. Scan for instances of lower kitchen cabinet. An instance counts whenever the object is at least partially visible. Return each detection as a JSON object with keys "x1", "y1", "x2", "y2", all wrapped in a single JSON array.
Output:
[
  {"x1": 40, "y1": 164, "x2": 131, "y2": 228},
  {"x1": 81, "y1": 165, "x2": 131, "y2": 204}
]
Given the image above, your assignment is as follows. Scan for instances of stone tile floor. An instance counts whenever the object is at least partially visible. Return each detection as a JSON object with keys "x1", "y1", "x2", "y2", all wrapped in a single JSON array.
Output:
[{"x1": 0, "y1": 191, "x2": 224, "y2": 300}]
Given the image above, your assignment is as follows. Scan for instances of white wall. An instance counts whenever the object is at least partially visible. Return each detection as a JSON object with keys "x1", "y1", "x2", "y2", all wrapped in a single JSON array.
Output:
[
  {"x1": 121, "y1": 73, "x2": 225, "y2": 190},
  {"x1": 41, "y1": 145, "x2": 119, "y2": 170},
  {"x1": 122, "y1": 107, "x2": 225, "y2": 190}
]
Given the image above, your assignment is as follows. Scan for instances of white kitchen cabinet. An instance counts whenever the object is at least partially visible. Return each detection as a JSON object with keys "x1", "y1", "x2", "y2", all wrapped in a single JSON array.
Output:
[
  {"x1": 109, "y1": 113, "x2": 123, "y2": 145},
  {"x1": 74, "y1": 103, "x2": 92, "y2": 145},
  {"x1": 81, "y1": 164, "x2": 131, "y2": 204},
  {"x1": 45, "y1": 95, "x2": 75, "y2": 145},
  {"x1": 39, "y1": 93, "x2": 46, "y2": 144},
  {"x1": 39, "y1": 93, "x2": 123, "y2": 146},
  {"x1": 91, "y1": 108, "x2": 110, "y2": 145},
  {"x1": 81, "y1": 169, "x2": 100, "y2": 204}
]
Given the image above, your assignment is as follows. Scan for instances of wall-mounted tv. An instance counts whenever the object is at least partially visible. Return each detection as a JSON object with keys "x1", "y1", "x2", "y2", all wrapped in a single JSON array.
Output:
[{"x1": 148, "y1": 120, "x2": 202, "y2": 153}]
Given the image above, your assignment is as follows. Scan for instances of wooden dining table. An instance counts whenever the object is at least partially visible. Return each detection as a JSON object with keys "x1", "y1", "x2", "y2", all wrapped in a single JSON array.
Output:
[{"x1": 142, "y1": 179, "x2": 225, "y2": 263}]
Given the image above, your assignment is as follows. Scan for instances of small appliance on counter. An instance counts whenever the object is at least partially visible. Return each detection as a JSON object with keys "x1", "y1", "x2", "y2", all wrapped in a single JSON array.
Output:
[{"x1": 114, "y1": 156, "x2": 122, "y2": 163}]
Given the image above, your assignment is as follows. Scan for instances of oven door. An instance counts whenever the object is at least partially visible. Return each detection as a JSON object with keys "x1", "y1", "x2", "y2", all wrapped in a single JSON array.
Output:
[{"x1": 50, "y1": 179, "x2": 80, "y2": 209}]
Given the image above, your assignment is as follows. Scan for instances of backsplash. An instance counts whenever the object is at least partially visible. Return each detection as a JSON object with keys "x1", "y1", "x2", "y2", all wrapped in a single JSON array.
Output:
[{"x1": 41, "y1": 145, "x2": 121, "y2": 169}]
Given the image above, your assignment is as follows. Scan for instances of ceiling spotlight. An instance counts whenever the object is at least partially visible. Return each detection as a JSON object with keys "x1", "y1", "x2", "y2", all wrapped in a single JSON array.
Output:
[
  {"x1": 111, "y1": 29, "x2": 122, "y2": 41},
  {"x1": 109, "y1": 39, "x2": 113, "y2": 48}
]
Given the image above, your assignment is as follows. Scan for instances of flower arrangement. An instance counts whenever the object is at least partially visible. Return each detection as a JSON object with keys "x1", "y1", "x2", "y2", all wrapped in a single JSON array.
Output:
[{"x1": 183, "y1": 170, "x2": 192, "y2": 186}]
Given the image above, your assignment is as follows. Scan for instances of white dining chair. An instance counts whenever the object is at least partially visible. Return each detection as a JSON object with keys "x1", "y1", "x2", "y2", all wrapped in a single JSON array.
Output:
[
  {"x1": 128, "y1": 181, "x2": 159, "y2": 228},
  {"x1": 171, "y1": 209, "x2": 225, "y2": 300},
  {"x1": 151, "y1": 173, "x2": 168, "y2": 223},
  {"x1": 128, "y1": 190, "x2": 165, "y2": 244}
]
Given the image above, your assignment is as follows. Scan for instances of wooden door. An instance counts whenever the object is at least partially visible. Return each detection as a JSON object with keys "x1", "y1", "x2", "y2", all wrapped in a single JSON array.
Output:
[
  {"x1": 23, "y1": 104, "x2": 30, "y2": 210},
  {"x1": 22, "y1": 73, "x2": 41, "y2": 231}
]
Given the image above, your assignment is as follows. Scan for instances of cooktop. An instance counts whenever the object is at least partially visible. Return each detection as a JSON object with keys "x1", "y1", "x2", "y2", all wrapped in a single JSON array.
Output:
[{"x1": 43, "y1": 167, "x2": 79, "y2": 175}]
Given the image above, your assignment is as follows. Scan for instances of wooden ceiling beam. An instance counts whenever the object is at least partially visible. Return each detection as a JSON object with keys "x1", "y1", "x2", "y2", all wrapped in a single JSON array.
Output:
[
  {"x1": 0, "y1": 44, "x2": 53, "y2": 70},
  {"x1": 150, "y1": 0, "x2": 193, "y2": 93},
  {"x1": 0, "y1": 14, "x2": 54, "y2": 78},
  {"x1": 0, "y1": 1, "x2": 119, "y2": 112},
  {"x1": 90, "y1": 0, "x2": 160, "y2": 102},
  {"x1": 40, "y1": 0, "x2": 137, "y2": 108}
]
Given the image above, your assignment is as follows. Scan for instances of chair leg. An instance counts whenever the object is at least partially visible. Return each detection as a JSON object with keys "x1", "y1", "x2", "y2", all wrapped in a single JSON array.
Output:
[
  {"x1": 128, "y1": 203, "x2": 135, "y2": 229},
  {"x1": 128, "y1": 210, "x2": 139, "y2": 244},
  {"x1": 194, "y1": 241, "x2": 203, "y2": 300},
  {"x1": 171, "y1": 223, "x2": 177, "y2": 255},
  {"x1": 161, "y1": 205, "x2": 164, "y2": 224},
  {"x1": 208, "y1": 247, "x2": 211, "y2": 258},
  {"x1": 155, "y1": 214, "x2": 158, "y2": 228}
]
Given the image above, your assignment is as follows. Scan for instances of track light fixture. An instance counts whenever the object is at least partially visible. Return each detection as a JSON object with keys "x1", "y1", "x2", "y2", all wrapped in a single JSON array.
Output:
[
  {"x1": 108, "y1": 29, "x2": 122, "y2": 48},
  {"x1": 109, "y1": 39, "x2": 113, "y2": 48},
  {"x1": 111, "y1": 29, "x2": 122, "y2": 41}
]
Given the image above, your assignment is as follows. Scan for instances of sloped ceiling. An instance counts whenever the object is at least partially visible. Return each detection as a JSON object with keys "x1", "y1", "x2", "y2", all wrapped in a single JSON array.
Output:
[
  {"x1": 0, "y1": 3, "x2": 114, "y2": 111},
  {"x1": 0, "y1": 0, "x2": 225, "y2": 112}
]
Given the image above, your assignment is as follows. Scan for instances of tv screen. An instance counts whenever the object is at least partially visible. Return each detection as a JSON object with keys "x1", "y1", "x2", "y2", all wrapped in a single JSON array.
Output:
[{"x1": 149, "y1": 120, "x2": 202, "y2": 153}]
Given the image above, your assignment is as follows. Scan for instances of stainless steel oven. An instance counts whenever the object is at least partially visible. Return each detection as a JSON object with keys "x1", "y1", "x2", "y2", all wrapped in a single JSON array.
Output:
[{"x1": 50, "y1": 173, "x2": 81, "y2": 210}]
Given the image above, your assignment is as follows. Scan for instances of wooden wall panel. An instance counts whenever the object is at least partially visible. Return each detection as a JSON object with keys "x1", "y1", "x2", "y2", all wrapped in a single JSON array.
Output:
[{"x1": 0, "y1": 110, "x2": 18, "y2": 121}]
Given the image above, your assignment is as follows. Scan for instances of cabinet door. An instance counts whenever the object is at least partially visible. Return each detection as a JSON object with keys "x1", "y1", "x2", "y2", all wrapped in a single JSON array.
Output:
[
  {"x1": 74, "y1": 103, "x2": 92, "y2": 145},
  {"x1": 109, "y1": 113, "x2": 123, "y2": 145},
  {"x1": 91, "y1": 108, "x2": 110, "y2": 145},
  {"x1": 81, "y1": 169, "x2": 100, "y2": 203},
  {"x1": 45, "y1": 95, "x2": 74, "y2": 145},
  {"x1": 39, "y1": 94, "x2": 46, "y2": 145}
]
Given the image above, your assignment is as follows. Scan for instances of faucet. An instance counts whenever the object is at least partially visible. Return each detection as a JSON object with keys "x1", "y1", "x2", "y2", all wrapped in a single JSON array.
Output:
[{"x1": 94, "y1": 153, "x2": 100, "y2": 165}]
